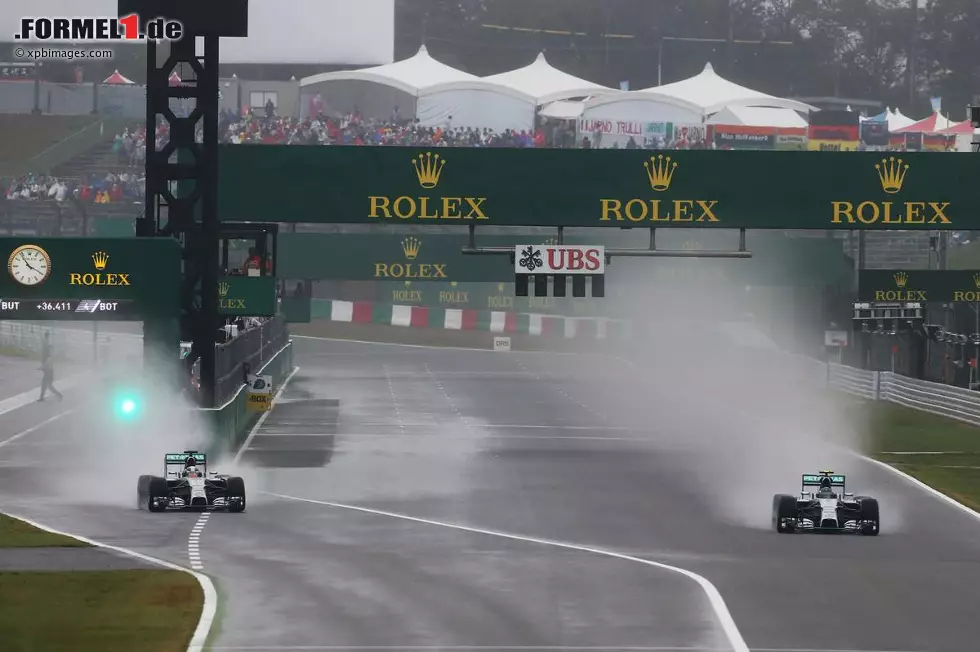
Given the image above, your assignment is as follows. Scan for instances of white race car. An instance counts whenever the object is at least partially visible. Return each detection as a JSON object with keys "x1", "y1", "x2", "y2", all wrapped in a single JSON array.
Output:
[
  {"x1": 137, "y1": 451, "x2": 246, "y2": 512},
  {"x1": 772, "y1": 471, "x2": 879, "y2": 535}
]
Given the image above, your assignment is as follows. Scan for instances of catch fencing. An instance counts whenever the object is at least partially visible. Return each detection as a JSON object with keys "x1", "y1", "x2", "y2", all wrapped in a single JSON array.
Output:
[{"x1": 0, "y1": 321, "x2": 137, "y2": 363}]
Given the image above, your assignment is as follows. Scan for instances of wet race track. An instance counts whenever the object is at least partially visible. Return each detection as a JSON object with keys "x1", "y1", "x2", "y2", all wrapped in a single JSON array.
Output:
[{"x1": 2, "y1": 336, "x2": 980, "y2": 652}]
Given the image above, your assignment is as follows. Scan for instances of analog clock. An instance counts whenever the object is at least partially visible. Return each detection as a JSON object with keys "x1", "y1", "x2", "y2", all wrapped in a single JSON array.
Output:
[{"x1": 8, "y1": 244, "x2": 52, "y2": 286}]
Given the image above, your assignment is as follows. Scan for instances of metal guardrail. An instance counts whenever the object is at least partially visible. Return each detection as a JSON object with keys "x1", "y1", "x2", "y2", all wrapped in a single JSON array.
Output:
[
  {"x1": 828, "y1": 363, "x2": 879, "y2": 400},
  {"x1": 812, "y1": 357, "x2": 980, "y2": 427}
]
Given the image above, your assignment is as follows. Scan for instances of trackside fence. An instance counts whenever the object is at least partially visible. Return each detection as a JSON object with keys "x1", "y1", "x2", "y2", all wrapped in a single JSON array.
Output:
[{"x1": 811, "y1": 359, "x2": 980, "y2": 427}]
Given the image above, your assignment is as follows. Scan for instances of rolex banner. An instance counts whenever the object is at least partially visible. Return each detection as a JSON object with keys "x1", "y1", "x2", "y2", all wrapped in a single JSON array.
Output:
[
  {"x1": 218, "y1": 276, "x2": 277, "y2": 316},
  {"x1": 858, "y1": 270, "x2": 980, "y2": 303},
  {"x1": 220, "y1": 147, "x2": 971, "y2": 230}
]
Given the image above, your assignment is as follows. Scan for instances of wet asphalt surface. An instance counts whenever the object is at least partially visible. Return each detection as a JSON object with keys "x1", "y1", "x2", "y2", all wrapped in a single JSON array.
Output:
[{"x1": 1, "y1": 337, "x2": 980, "y2": 651}]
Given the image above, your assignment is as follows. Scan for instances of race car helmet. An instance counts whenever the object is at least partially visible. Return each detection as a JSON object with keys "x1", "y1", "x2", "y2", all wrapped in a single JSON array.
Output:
[
  {"x1": 819, "y1": 477, "x2": 833, "y2": 491},
  {"x1": 183, "y1": 465, "x2": 201, "y2": 479}
]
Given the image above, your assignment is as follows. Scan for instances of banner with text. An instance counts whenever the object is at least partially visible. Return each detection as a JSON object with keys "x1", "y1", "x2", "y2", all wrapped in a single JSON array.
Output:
[
  {"x1": 219, "y1": 147, "x2": 972, "y2": 230},
  {"x1": 514, "y1": 245, "x2": 605, "y2": 275},
  {"x1": 858, "y1": 270, "x2": 980, "y2": 302},
  {"x1": 576, "y1": 120, "x2": 706, "y2": 149}
]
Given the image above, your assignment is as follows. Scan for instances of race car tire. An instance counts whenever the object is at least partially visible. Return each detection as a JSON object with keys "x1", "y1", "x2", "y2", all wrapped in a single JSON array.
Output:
[
  {"x1": 137, "y1": 475, "x2": 152, "y2": 510},
  {"x1": 772, "y1": 494, "x2": 798, "y2": 533},
  {"x1": 147, "y1": 476, "x2": 168, "y2": 513},
  {"x1": 857, "y1": 497, "x2": 879, "y2": 536},
  {"x1": 226, "y1": 476, "x2": 246, "y2": 513}
]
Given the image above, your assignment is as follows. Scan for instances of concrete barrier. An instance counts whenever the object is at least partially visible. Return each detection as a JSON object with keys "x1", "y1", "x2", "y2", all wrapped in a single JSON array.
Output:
[{"x1": 195, "y1": 340, "x2": 294, "y2": 456}]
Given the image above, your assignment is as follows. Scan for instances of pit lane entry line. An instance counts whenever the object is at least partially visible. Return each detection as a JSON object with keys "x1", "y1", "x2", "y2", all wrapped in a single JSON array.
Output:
[
  {"x1": 260, "y1": 491, "x2": 750, "y2": 652},
  {"x1": 3, "y1": 511, "x2": 217, "y2": 652},
  {"x1": 233, "y1": 366, "x2": 301, "y2": 465},
  {"x1": 189, "y1": 511, "x2": 210, "y2": 571}
]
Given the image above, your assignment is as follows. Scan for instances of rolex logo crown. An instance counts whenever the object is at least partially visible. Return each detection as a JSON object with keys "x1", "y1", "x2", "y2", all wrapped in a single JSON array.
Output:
[
  {"x1": 644, "y1": 154, "x2": 678, "y2": 192},
  {"x1": 973, "y1": 273, "x2": 980, "y2": 289},
  {"x1": 875, "y1": 156, "x2": 909, "y2": 194},
  {"x1": 401, "y1": 236, "x2": 421, "y2": 260},
  {"x1": 218, "y1": 281, "x2": 230, "y2": 297},
  {"x1": 92, "y1": 251, "x2": 109, "y2": 270},
  {"x1": 412, "y1": 152, "x2": 445, "y2": 189},
  {"x1": 893, "y1": 271, "x2": 909, "y2": 288}
]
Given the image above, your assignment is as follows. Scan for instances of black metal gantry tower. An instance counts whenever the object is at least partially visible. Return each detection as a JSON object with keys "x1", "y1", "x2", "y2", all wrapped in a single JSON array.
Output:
[{"x1": 119, "y1": 0, "x2": 248, "y2": 407}]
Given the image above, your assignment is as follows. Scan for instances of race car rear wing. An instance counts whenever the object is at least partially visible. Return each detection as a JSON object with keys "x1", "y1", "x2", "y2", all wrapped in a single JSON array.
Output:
[
  {"x1": 802, "y1": 474, "x2": 845, "y2": 491},
  {"x1": 164, "y1": 451, "x2": 207, "y2": 478}
]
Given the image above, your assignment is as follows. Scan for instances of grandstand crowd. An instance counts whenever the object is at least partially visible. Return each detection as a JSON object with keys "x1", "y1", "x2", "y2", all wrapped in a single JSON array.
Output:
[
  {"x1": 4, "y1": 171, "x2": 143, "y2": 204},
  {"x1": 0, "y1": 100, "x2": 957, "y2": 209}
]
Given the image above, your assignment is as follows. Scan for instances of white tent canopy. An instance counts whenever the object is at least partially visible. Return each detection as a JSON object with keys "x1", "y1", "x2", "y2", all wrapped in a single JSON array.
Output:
[
  {"x1": 579, "y1": 92, "x2": 704, "y2": 126},
  {"x1": 299, "y1": 45, "x2": 537, "y2": 132},
  {"x1": 301, "y1": 44, "x2": 476, "y2": 95},
  {"x1": 538, "y1": 99, "x2": 587, "y2": 120},
  {"x1": 483, "y1": 52, "x2": 614, "y2": 105},
  {"x1": 639, "y1": 63, "x2": 816, "y2": 115},
  {"x1": 886, "y1": 108, "x2": 916, "y2": 131},
  {"x1": 707, "y1": 105, "x2": 807, "y2": 129}
]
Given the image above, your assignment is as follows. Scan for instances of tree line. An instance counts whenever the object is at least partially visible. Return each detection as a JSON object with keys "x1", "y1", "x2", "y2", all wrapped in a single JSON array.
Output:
[{"x1": 397, "y1": 0, "x2": 979, "y2": 119}]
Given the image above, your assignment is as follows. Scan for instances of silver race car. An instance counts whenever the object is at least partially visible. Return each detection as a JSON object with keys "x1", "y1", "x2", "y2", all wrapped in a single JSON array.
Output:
[
  {"x1": 772, "y1": 471, "x2": 879, "y2": 535},
  {"x1": 137, "y1": 451, "x2": 246, "y2": 512}
]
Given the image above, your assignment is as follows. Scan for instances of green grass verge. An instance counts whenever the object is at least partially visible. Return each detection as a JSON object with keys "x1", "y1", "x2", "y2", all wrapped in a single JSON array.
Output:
[
  {"x1": 0, "y1": 347, "x2": 34, "y2": 359},
  {"x1": 866, "y1": 401, "x2": 980, "y2": 512},
  {"x1": 0, "y1": 514, "x2": 90, "y2": 548},
  {"x1": 0, "y1": 570, "x2": 202, "y2": 652}
]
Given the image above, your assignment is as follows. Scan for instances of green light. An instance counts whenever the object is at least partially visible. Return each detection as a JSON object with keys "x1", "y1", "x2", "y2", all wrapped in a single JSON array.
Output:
[{"x1": 114, "y1": 393, "x2": 140, "y2": 420}]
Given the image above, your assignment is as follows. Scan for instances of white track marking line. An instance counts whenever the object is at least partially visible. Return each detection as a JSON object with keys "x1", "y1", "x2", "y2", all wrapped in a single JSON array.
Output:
[
  {"x1": 515, "y1": 359, "x2": 611, "y2": 423},
  {"x1": 260, "y1": 492, "x2": 749, "y2": 652},
  {"x1": 0, "y1": 409, "x2": 76, "y2": 449},
  {"x1": 244, "y1": 434, "x2": 653, "y2": 442},
  {"x1": 860, "y1": 454, "x2": 980, "y2": 522},
  {"x1": 880, "y1": 451, "x2": 964, "y2": 455},
  {"x1": 209, "y1": 648, "x2": 920, "y2": 652},
  {"x1": 233, "y1": 366, "x2": 301, "y2": 464},
  {"x1": 337, "y1": 424, "x2": 639, "y2": 431},
  {"x1": 188, "y1": 512, "x2": 211, "y2": 571},
  {"x1": 0, "y1": 372, "x2": 86, "y2": 418},
  {"x1": 382, "y1": 364, "x2": 405, "y2": 436},
  {"x1": 3, "y1": 512, "x2": 216, "y2": 652},
  {"x1": 424, "y1": 363, "x2": 476, "y2": 432}
]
